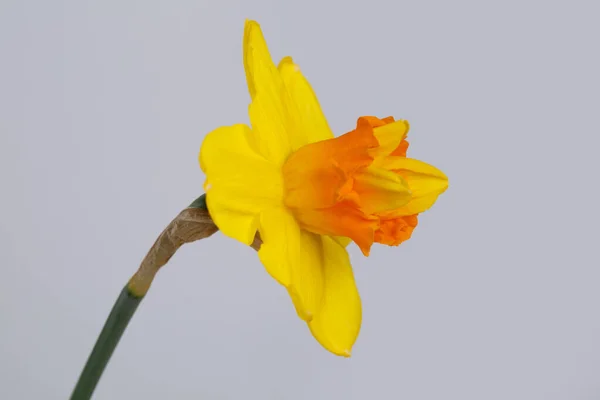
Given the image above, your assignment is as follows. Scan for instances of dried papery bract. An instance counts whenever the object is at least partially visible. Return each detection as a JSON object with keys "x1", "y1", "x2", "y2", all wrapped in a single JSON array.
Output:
[{"x1": 129, "y1": 206, "x2": 263, "y2": 297}]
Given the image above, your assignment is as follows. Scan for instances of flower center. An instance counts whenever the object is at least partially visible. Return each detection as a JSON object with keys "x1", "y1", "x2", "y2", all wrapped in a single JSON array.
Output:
[{"x1": 282, "y1": 116, "x2": 418, "y2": 255}]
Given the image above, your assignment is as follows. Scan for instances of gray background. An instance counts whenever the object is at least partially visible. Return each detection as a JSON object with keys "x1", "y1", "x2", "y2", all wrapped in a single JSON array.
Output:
[{"x1": 1, "y1": 0, "x2": 599, "y2": 399}]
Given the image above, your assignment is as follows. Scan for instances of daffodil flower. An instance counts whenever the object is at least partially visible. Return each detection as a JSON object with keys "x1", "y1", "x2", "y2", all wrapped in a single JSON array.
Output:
[{"x1": 199, "y1": 20, "x2": 448, "y2": 356}]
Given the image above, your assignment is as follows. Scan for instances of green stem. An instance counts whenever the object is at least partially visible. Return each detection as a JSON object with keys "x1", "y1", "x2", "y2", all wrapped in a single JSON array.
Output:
[
  {"x1": 70, "y1": 286, "x2": 143, "y2": 400},
  {"x1": 70, "y1": 195, "x2": 209, "y2": 399},
  {"x1": 188, "y1": 193, "x2": 207, "y2": 209}
]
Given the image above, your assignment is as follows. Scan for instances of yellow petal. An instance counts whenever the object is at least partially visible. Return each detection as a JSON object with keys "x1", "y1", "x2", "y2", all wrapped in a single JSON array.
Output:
[
  {"x1": 353, "y1": 166, "x2": 412, "y2": 214},
  {"x1": 378, "y1": 157, "x2": 448, "y2": 216},
  {"x1": 333, "y1": 236, "x2": 352, "y2": 247},
  {"x1": 199, "y1": 124, "x2": 283, "y2": 244},
  {"x1": 371, "y1": 120, "x2": 410, "y2": 158},
  {"x1": 257, "y1": 207, "x2": 324, "y2": 320},
  {"x1": 257, "y1": 207, "x2": 361, "y2": 356},
  {"x1": 278, "y1": 56, "x2": 334, "y2": 144},
  {"x1": 309, "y1": 236, "x2": 362, "y2": 357},
  {"x1": 243, "y1": 20, "x2": 296, "y2": 165},
  {"x1": 243, "y1": 20, "x2": 276, "y2": 101}
]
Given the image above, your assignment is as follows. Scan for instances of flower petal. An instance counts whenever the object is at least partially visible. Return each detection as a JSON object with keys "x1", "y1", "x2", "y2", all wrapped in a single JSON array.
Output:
[
  {"x1": 243, "y1": 20, "x2": 278, "y2": 101},
  {"x1": 243, "y1": 20, "x2": 294, "y2": 164},
  {"x1": 355, "y1": 116, "x2": 409, "y2": 159},
  {"x1": 278, "y1": 56, "x2": 334, "y2": 144},
  {"x1": 352, "y1": 166, "x2": 412, "y2": 214},
  {"x1": 290, "y1": 200, "x2": 378, "y2": 257},
  {"x1": 258, "y1": 211, "x2": 362, "y2": 355},
  {"x1": 257, "y1": 207, "x2": 325, "y2": 320},
  {"x1": 200, "y1": 124, "x2": 283, "y2": 244},
  {"x1": 375, "y1": 214, "x2": 419, "y2": 246},
  {"x1": 378, "y1": 157, "x2": 449, "y2": 216},
  {"x1": 309, "y1": 236, "x2": 362, "y2": 357},
  {"x1": 282, "y1": 119, "x2": 377, "y2": 210},
  {"x1": 372, "y1": 119, "x2": 410, "y2": 158},
  {"x1": 333, "y1": 236, "x2": 352, "y2": 247}
]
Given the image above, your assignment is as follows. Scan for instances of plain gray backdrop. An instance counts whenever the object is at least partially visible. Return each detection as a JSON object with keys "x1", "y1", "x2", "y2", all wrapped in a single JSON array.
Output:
[{"x1": 1, "y1": 0, "x2": 599, "y2": 399}]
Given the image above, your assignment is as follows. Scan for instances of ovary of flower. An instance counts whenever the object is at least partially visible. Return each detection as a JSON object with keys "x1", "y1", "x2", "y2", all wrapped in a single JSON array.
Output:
[{"x1": 199, "y1": 20, "x2": 448, "y2": 356}]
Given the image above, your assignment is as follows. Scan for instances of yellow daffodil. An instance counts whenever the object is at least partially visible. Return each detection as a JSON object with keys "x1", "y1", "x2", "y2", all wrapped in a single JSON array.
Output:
[{"x1": 199, "y1": 20, "x2": 448, "y2": 356}]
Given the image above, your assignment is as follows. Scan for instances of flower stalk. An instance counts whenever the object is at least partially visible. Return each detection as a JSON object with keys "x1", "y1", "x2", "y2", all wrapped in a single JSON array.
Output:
[
  {"x1": 70, "y1": 195, "x2": 258, "y2": 400},
  {"x1": 69, "y1": 285, "x2": 142, "y2": 400}
]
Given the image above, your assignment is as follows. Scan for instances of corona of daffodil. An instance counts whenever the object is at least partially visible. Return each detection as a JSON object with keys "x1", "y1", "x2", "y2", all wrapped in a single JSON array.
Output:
[{"x1": 199, "y1": 20, "x2": 448, "y2": 356}]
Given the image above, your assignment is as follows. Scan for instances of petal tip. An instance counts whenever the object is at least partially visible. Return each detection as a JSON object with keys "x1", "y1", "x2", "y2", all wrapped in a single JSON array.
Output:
[
  {"x1": 244, "y1": 19, "x2": 259, "y2": 29},
  {"x1": 325, "y1": 347, "x2": 353, "y2": 357},
  {"x1": 279, "y1": 55, "x2": 294, "y2": 65},
  {"x1": 358, "y1": 241, "x2": 373, "y2": 257}
]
